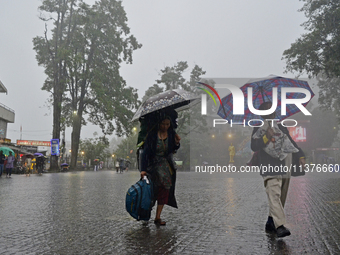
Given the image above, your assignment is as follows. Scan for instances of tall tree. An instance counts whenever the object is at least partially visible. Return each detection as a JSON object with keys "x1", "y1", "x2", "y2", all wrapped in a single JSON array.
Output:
[
  {"x1": 33, "y1": 0, "x2": 79, "y2": 170},
  {"x1": 282, "y1": 0, "x2": 340, "y2": 119},
  {"x1": 34, "y1": 0, "x2": 141, "y2": 169}
]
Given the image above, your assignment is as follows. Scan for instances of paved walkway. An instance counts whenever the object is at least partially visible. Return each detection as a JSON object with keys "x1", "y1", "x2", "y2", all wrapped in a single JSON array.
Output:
[{"x1": 0, "y1": 170, "x2": 339, "y2": 254}]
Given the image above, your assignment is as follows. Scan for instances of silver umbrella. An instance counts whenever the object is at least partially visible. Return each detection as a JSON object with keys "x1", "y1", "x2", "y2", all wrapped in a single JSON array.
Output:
[{"x1": 131, "y1": 89, "x2": 200, "y2": 122}]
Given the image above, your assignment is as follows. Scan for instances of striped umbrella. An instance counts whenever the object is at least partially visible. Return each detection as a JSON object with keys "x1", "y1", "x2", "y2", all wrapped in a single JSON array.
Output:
[{"x1": 217, "y1": 75, "x2": 315, "y2": 125}]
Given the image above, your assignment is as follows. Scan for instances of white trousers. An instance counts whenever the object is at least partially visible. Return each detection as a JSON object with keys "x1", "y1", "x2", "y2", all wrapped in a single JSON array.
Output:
[{"x1": 263, "y1": 153, "x2": 292, "y2": 228}]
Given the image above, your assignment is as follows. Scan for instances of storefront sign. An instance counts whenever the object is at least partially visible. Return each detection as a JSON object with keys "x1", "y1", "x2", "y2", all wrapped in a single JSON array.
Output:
[
  {"x1": 17, "y1": 140, "x2": 51, "y2": 146},
  {"x1": 0, "y1": 138, "x2": 11, "y2": 144}
]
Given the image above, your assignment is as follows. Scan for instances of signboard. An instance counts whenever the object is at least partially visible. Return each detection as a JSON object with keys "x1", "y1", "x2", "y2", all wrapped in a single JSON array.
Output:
[
  {"x1": 288, "y1": 126, "x2": 306, "y2": 142},
  {"x1": 17, "y1": 140, "x2": 51, "y2": 146},
  {"x1": 0, "y1": 138, "x2": 11, "y2": 144},
  {"x1": 50, "y1": 139, "x2": 59, "y2": 156}
]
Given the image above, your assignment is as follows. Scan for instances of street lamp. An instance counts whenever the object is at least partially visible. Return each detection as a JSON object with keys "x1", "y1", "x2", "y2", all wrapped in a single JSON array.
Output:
[
  {"x1": 127, "y1": 127, "x2": 137, "y2": 156},
  {"x1": 81, "y1": 151, "x2": 84, "y2": 166}
]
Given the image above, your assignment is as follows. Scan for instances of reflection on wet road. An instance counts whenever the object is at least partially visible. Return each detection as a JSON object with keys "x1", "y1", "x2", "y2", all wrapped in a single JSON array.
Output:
[{"x1": 0, "y1": 171, "x2": 339, "y2": 254}]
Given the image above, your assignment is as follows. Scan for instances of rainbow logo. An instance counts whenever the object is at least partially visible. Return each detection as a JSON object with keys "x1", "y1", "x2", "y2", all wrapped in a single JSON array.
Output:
[{"x1": 196, "y1": 82, "x2": 226, "y2": 115}]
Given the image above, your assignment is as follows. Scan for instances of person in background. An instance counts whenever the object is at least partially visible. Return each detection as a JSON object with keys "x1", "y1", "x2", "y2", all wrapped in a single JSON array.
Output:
[
  {"x1": 25, "y1": 157, "x2": 32, "y2": 177},
  {"x1": 119, "y1": 160, "x2": 125, "y2": 173},
  {"x1": 6, "y1": 151, "x2": 15, "y2": 178},
  {"x1": 36, "y1": 156, "x2": 44, "y2": 175},
  {"x1": 115, "y1": 160, "x2": 120, "y2": 173},
  {"x1": 228, "y1": 143, "x2": 235, "y2": 163},
  {"x1": 0, "y1": 150, "x2": 5, "y2": 178}
]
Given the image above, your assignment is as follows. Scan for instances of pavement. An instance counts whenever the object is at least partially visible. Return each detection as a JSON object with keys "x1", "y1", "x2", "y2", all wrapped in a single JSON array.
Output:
[{"x1": 0, "y1": 170, "x2": 339, "y2": 254}]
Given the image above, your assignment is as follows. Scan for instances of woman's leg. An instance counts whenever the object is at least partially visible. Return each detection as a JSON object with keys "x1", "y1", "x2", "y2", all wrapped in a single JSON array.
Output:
[
  {"x1": 156, "y1": 204, "x2": 164, "y2": 220},
  {"x1": 154, "y1": 186, "x2": 169, "y2": 225}
]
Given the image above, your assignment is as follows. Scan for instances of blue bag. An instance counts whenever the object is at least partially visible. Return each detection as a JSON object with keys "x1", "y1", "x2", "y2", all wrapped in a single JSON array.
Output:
[{"x1": 126, "y1": 176, "x2": 153, "y2": 221}]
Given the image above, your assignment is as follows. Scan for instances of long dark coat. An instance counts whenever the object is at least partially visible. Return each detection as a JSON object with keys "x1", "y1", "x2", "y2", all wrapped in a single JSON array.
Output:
[{"x1": 141, "y1": 128, "x2": 179, "y2": 208}]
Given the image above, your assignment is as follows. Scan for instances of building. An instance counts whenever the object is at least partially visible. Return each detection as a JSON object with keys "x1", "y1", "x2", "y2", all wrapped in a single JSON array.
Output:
[{"x1": 0, "y1": 80, "x2": 15, "y2": 143}]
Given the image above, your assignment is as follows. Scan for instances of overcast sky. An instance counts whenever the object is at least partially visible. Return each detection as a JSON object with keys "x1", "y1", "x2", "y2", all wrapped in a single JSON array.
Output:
[{"x1": 0, "y1": 0, "x2": 307, "y2": 144}]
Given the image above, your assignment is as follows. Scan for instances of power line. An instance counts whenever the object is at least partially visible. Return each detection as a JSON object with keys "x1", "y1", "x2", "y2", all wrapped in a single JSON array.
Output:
[{"x1": 8, "y1": 129, "x2": 51, "y2": 133}]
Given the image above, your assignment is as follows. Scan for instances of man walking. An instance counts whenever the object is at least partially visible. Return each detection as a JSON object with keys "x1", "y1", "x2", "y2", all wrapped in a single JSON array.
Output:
[{"x1": 251, "y1": 102, "x2": 305, "y2": 238}]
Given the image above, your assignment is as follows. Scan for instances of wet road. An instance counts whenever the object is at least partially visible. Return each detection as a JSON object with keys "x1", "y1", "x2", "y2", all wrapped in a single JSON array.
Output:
[{"x1": 0, "y1": 170, "x2": 339, "y2": 254}]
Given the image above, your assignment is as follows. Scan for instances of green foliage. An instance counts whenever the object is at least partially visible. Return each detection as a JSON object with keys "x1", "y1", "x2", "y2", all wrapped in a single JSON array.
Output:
[
  {"x1": 317, "y1": 76, "x2": 340, "y2": 118},
  {"x1": 283, "y1": 0, "x2": 340, "y2": 78},
  {"x1": 156, "y1": 61, "x2": 189, "y2": 90},
  {"x1": 79, "y1": 135, "x2": 110, "y2": 163},
  {"x1": 282, "y1": 0, "x2": 340, "y2": 124},
  {"x1": 34, "y1": 0, "x2": 141, "y2": 168},
  {"x1": 113, "y1": 129, "x2": 138, "y2": 167},
  {"x1": 34, "y1": 0, "x2": 141, "y2": 135},
  {"x1": 142, "y1": 84, "x2": 164, "y2": 102},
  {"x1": 140, "y1": 61, "x2": 208, "y2": 168},
  {"x1": 308, "y1": 107, "x2": 338, "y2": 149}
]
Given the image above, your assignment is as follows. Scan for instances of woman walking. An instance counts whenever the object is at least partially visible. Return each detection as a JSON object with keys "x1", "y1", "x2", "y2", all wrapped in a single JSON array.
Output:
[
  {"x1": 140, "y1": 114, "x2": 181, "y2": 226},
  {"x1": 6, "y1": 151, "x2": 15, "y2": 178}
]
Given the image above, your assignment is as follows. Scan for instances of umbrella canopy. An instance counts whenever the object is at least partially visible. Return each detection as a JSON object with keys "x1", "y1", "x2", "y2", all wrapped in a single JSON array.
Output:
[
  {"x1": 34, "y1": 152, "x2": 44, "y2": 157},
  {"x1": 23, "y1": 153, "x2": 35, "y2": 159},
  {"x1": 217, "y1": 75, "x2": 315, "y2": 125},
  {"x1": 131, "y1": 89, "x2": 200, "y2": 122},
  {"x1": 0, "y1": 146, "x2": 14, "y2": 156},
  {"x1": 60, "y1": 163, "x2": 69, "y2": 166}
]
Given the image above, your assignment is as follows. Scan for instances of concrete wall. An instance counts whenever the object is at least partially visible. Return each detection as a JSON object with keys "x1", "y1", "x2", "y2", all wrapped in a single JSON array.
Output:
[
  {"x1": 0, "y1": 104, "x2": 15, "y2": 139},
  {"x1": 0, "y1": 103, "x2": 15, "y2": 123},
  {"x1": 0, "y1": 119, "x2": 7, "y2": 138}
]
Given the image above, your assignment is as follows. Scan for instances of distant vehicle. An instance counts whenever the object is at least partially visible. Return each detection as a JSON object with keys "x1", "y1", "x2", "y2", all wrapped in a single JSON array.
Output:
[{"x1": 60, "y1": 163, "x2": 69, "y2": 172}]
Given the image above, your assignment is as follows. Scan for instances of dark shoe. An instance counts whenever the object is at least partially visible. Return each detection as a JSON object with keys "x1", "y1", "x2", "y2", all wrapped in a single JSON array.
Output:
[
  {"x1": 154, "y1": 218, "x2": 166, "y2": 226},
  {"x1": 265, "y1": 216, "x2": 276, "y2": 232},
  {"x1": 276, "y1": 225, "x2": 291, "y2": 238}
]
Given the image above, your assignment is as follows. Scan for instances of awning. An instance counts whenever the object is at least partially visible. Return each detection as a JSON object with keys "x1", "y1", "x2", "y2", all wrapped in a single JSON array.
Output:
[{"x1": 0, "y1": 144, "x2": 36, "y2": 155}]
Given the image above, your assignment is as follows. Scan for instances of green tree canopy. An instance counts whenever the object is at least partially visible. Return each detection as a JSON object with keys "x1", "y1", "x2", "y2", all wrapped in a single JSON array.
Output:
[
  {"x1": 308, "y1": 107, "x2": 338, "y2": 150},
  {"x1": 282, "y1": 0, "x2": 340, "y2": 122},
  {"x1": 33, "y1": 0, "x2": 141, "y2": 169},
  {"x1": 141, "y1": 61, "x2": 208, "y2": 167},
  {"x1": 79, "y1": 134, "x2": 110, "y2": 164},
  {"x1": 283, "y1": 0, "x2": 340, "y2": 78}
]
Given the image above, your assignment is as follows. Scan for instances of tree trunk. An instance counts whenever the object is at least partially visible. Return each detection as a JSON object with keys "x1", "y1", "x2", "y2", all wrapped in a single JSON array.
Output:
[
  {"x1": 70, "y1": 114, "x2": 82, "y2": 169},
  {"x1": 50, "y1": 92, "x2": 62, "y2": 171}
]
